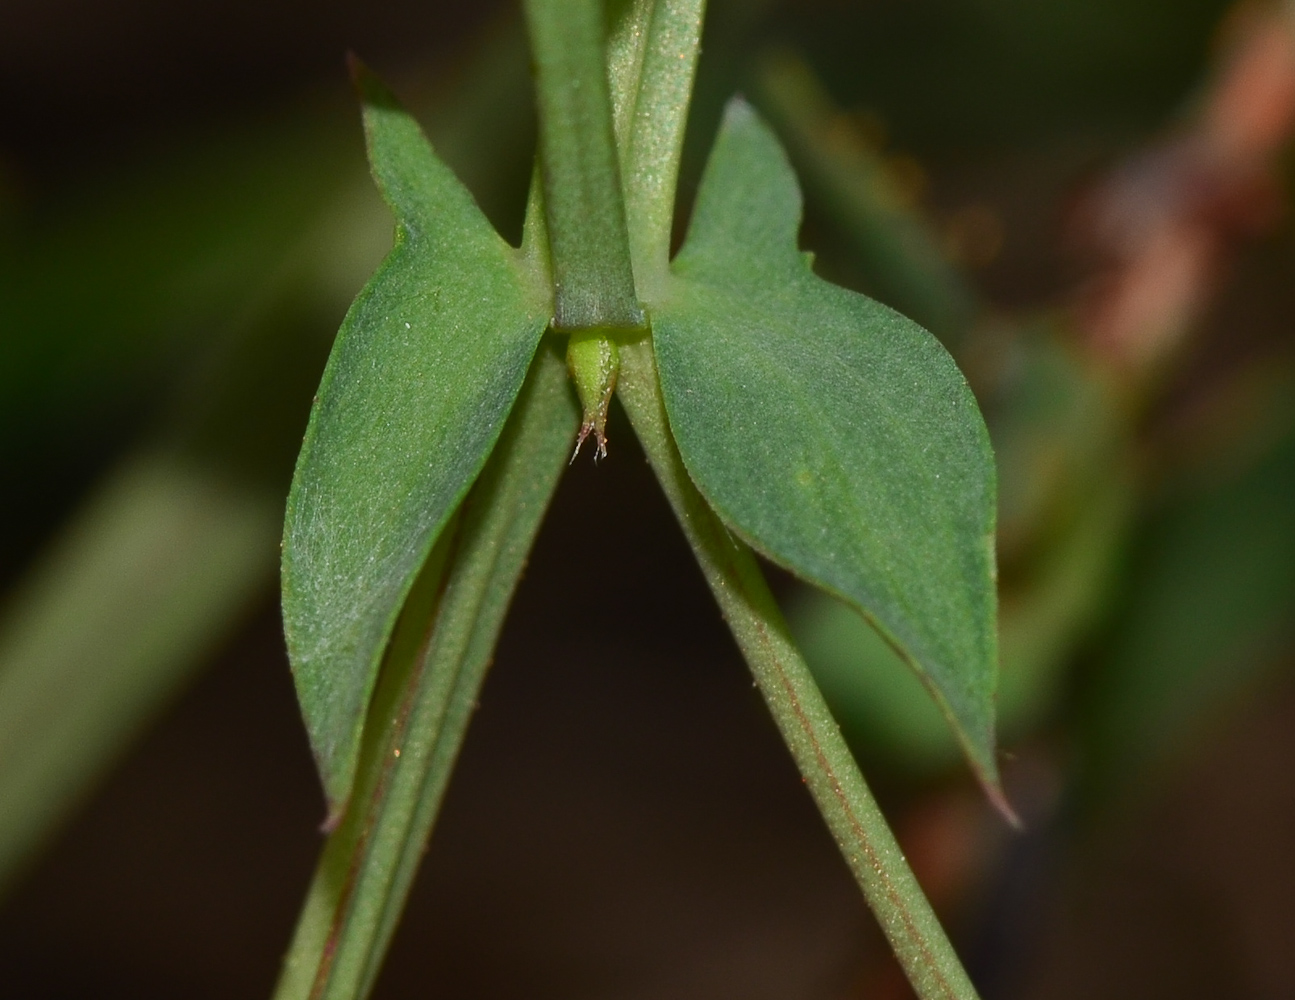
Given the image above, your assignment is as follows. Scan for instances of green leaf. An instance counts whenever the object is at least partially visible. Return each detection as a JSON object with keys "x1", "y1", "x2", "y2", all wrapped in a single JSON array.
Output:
[
  {"x1": 281, "y1": 64, "x2": 552, "y2": 815},
  {"x1": 275, "y1": 342, "x2": 578, "y2": 1000},
  {"x1": 648, "y1": 99, "x2": 1002, "y2": 794}
]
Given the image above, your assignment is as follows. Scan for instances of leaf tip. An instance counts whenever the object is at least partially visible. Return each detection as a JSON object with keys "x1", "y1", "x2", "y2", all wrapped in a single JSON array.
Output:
[
  {"x1": 347, "y1": 52, "x2": 399, "y2": 111},
  {"x1": 723, "y1": 93, "x2": 755, "y2": 123},
  {"x1": 304, "y1": 717, "x2": 362, "y2": 833},
  {"x1": 974, "y1": 759, "x2": 1021, "y2": 830},
  {"x1": 948, "y1": 697, "x2": 1017, "y2": 827},
  {"x1": 320, "y1": 798, "x2": 348, "y2": 835},
  {"x1": 973, "y1": 740, "x2": 1020, "y2": 829},
  {"x1": 922, "y1": 663, "x2": 1016, "y2": 827}
]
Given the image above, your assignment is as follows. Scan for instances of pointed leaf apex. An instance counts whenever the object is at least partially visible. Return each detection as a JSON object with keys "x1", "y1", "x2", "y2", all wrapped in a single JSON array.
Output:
[
  {"x1": 982, "y1": 774, "x2": 1021, "y2": 830},
  {"x1": 347, "y1": 53, "x2": 396, "y2": 108}
]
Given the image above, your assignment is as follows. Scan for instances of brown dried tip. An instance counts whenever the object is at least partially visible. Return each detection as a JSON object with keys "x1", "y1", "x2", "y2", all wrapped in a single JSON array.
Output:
[
  {"x1": 320, "y1": 799, "x2": 346, "y2": 835},
  {"x1": 981, "y1": 777, "x2": 1023, "y2": 831},
  {"x1": 567, "y1": 332, "x2": 620, "y2": 464},
  {"x1": 571, "y1": 418, "x2": 609, "y2": 463}
]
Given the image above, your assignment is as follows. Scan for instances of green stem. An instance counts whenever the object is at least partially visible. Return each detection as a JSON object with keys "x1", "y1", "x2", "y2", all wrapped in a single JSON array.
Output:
[
  {"x1": 273, "y1": 343, "x2": 579, "y2": 1000},
  {"x1": 605, "y1": 0, "x2": 706, "y2": 295},
  {"x1": 524, "y1": 0, "x2": 644, "y2": 331},
  {"x1": 616, "y1": 340, "x2": 982, "y2": 1000}
]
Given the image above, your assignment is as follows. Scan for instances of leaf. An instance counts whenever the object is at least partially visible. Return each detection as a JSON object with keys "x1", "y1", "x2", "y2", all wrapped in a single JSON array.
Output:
[
  {"x1": 648, "y1": 99, "x2": 1002, "y2": 795},
  {"x1": 1083, "y1": 420, "x2": 1295, "y2": 808},
  {"x1": 281, "y1": 64, "x2": 552, "y2": 815},
  {"x1": 275, "y1": 342, "x2": 579, "y2": 1000}
]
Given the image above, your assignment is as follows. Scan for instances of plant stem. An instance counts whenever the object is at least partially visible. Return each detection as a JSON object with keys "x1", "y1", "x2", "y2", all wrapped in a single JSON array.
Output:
[
  {"x1": 605, "y1": 0, "x2": 706, "y2": 295},
  {"x1": 274, "y1": 343, "x2": 578, "y2": 1000},
  {"x1": 524, "y1": 0, "x2": 643, "y2": 331},
  {"x1": 617, "y1": 339, "x2": 983, "y2": 1000}
]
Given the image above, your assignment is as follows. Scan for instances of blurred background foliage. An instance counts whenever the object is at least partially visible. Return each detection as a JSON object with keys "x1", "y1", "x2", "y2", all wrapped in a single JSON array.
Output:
[{"x1": 2, "y1": 0, "x2": 1294, "y2": 997}]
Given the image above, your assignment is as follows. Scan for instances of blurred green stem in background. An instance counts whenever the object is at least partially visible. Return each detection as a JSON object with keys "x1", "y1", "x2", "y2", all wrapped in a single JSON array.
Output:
[{"x1": 0, "y1": 453, "x2": 278, "y2": 895}]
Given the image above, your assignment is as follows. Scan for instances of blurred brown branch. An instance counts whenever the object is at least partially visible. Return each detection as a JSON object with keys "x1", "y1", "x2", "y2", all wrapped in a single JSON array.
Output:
[{"x1": 1071, "y1": 1, "x2": 1295, "y2": 374}]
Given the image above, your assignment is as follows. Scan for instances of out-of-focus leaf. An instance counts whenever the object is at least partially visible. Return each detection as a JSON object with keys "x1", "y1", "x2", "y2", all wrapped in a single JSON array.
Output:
[
  {"x1": 0, "y1": 453, "x2": 278, "y2": 894},
  {"x1": 755, "y1": 53, "x2": 979, "y2": 344},
  {"x1": 1082, "y1": 417, "x2": 1295, "y2": 807},
  {"x1": 781, "y1": 0, "x2": 1229, "y2": 148},
  {"x1": 650, "y1": 99, "x2": 1002, "y2": 794},
  {"x1": 0, "y1": 111, "x2": 357, "y2": 462},
  {"x1": 281, "y1": 67, "x2": 552, "y2": 817},
  {"x1": 996, "y1": 476, "x2": 1131, "y2": 725},
  {"x1": 985, "y1": 328, "x2": 1127, "y2": 557},
  {"x1": 790, "y1": 589, "x2": 957, "y2": 773}
]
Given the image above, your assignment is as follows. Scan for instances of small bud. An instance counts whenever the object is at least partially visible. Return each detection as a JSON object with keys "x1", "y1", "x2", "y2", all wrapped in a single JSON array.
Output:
[{"x1": 566, "y1": 331, "x2": 620, "y2": 460}]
